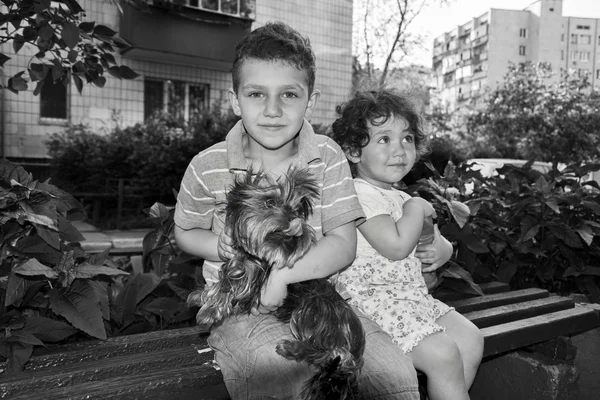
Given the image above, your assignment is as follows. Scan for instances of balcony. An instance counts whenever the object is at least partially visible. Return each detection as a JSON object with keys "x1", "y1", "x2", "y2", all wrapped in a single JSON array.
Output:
[{"x1": 119, "y1": 0, "x2": 254, "y2": 70}]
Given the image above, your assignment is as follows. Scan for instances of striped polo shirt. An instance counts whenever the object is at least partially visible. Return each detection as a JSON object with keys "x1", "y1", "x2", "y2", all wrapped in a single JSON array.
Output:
[{"x1": 174, "y1": 119, "x2": 365, "y2": 286}]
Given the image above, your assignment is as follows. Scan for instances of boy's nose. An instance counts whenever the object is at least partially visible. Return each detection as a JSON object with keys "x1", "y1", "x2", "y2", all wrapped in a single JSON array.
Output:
[{"x1": 264, "y1": 97, "x2": 282, "y2": 117}]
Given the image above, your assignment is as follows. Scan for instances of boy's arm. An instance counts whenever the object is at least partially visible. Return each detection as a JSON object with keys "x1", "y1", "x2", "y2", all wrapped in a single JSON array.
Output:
[
  {"x1": 359, "y1": 197, "x2": 434, "y2": 261},
  {"x1": 174, "y1": 225, "x2": 224, "y2": 262}
]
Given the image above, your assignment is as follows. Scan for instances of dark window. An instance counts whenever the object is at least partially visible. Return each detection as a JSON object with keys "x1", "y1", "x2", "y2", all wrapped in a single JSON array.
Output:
[
  {"x1": 167, "y1": 80, "x2": 186, "y2": 121},
  {"x1": 189, "y1": 84, "x2": 210, "y2": 121},
  {"x1": 40, "y1": 74, "x2": 67, "y2": 119},
  {"x1": 144, "y1": 79, "x2": 165, "y2": 120}
]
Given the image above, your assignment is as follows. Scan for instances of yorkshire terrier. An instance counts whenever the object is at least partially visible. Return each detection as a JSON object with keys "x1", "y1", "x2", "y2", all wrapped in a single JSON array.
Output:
[{"x1": 188, "y1": 168, "x2": 365, "y2": 400}]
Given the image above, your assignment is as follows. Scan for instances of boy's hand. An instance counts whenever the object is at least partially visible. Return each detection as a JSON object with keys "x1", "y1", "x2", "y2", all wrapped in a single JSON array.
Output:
[
  {"x1": 251, "y1": 267, "x2": 289, "y2": 315},
  {"x1": 217, "y1": 227, "x2": 235, "y2": 261},
  {"x1": 415, "y1": 225, "x2": 453, "y2": 272},
  {"x1": 404, "y1": 197, "x2": 436, "y2": 218}
]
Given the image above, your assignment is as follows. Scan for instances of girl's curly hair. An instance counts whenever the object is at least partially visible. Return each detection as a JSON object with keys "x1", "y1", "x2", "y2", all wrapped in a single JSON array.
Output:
[{"x1": 330, "y1": 89, "x2": 430, "y2": 176}]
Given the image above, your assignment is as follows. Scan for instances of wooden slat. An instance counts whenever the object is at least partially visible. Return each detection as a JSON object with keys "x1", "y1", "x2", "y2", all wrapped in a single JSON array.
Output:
[
  {"x1": 21, "y1": 327, "x2": 208, "y2": 372},
  {"x1": 7, "y1": 364, "x2": 228, "y2": 400},
  {"x1": 447, "y1": 288, "x2": 549, "y2": 314},
  {"x1": 481, "y1": 305, "x2": 600, "y2": 358},
  {"x1": 478, "y1": 281, "x2": 511, "y2": 294},
  {"x1": 464, "y1": 296, "x2": 574, "y2": 328},
  {"x1": 0, "y1": 345, "x2": 214, "y2": 397}
]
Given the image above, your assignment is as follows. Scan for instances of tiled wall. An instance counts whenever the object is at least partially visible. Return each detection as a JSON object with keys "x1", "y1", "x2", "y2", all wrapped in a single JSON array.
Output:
[{"x1": 1, "y1": 0, "x2": 353, "y2": 159}]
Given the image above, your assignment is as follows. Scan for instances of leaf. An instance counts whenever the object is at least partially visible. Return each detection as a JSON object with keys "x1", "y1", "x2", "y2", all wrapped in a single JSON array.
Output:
[
  {"x1": 131, "y1": 273, "x2": 162, "y2": 305},
  {"x1": 72, "y1": 263, "x2": 129, "y2": 279},
  {"x1": 38, "y1": 25, "x2": 54, "y2": 41},
  {"x1": 13, "y1": 259, "x2": 58, "y2": 279},
  {"x1": 33, "y1": 79, "x2": 45, "y2": 96},
  {"x1": 79, "y1": 21, "x2": 95, "y2": 33},
  {"x1": 550, "y1": 224, "x2": 583, "y2": 248},
  {"x1": 58, "y1": 214, "x2": 85, "y2": 242},
  {"x1": 61, "y1": 22, "x2": 80, "y2": 49},
  {"x1": 87, "y1": 281, "x2": 110, "y2": 320},
  {"x1": 142, "y1": 297, "x2": 180, "y2": 320},
  {"x1": 167, "y1": 281, "x2": 190, "y2": 300},
  {"x1": 49, "y1": 281, "x2": 106, "y2": 340},
  {"x1": 73, "y1": 74, "x2": 83, "y2": 94},
  {"x1": 6, "y1": 332, "x2": 45, "y2": 347},
  {"x1": 563, "y1": 266, "x2": 600, "y2": 278},
  {"x1": 0, "y1": 159, "x2": 33, "y2": 186},
  {"x1": 107, "y1": 66, "x2": 122, "y2": 79},
  {"x1": 9, "y1": 76, "x2": 28, "y2": 91},
  {"x1": 5, "y1": 274, "x2": 27, "y2": 307},
  {"x1": 34, "y1": 224, "x2": 60, "y2": 250},
  {"x1": 12, "y1": 38, "x2": 25, "y2": 54},
  {"x1": 93, "y1": 24, "x2": 117, "y2": 37},
  {"x1": 4, "y1": 343, "x2": 33, "y2": 373},
  {"x1": 521, "y1": 223, "x2": 540, "y2": 243},
  {"x1": 22, "y1": 316, "x2": 78, "y2": 342},
  {"x1": 495, "y1": 260, "x2": 518, "y2": 284},
  {"x1": 118, "y1": 65, "x2": 140, "y2": 80},
  {"x1": 447, "y1": 200, "x2": 470, "y2": 228},
  {"x1": 88, "y1": 249, "x2": 111, "y2": 266},
  {"x1": 544, "y1": 199, "x2": 560, "y2": 214},
  {"x1": 92, "y1": 76, "x2": 106, "y2": 88},
  {"x1": 0, "y1": 53, "x2": 11, "y2": 67},
  {"x1": 575, "y1": 223, "x2": 594, "y2": 246}
]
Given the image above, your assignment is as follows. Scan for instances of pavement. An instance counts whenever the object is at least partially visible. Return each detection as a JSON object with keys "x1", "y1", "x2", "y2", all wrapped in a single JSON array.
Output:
[{"x1": 73, "y1": 220, "x2": 151, "y2": 255}]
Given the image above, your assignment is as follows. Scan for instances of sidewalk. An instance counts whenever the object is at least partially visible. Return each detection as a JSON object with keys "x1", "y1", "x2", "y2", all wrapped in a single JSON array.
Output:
[{"x1": 73, "y1": 220, "x2": 151, "y2": 255}]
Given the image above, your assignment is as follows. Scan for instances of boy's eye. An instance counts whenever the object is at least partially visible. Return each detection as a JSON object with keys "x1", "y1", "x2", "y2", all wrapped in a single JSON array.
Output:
[
  {"x1": 248, "y1": 92, "x2": 264, "y2": 98},
  {"x1": 282, "y1": 92, "x2": 299, "y2": 99}
]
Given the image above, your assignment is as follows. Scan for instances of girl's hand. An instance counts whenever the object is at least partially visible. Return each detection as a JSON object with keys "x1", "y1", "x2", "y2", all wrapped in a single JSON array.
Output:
[
  {"x1": 404, "y1": 197, "x2": 436, "y2": 218},
  {"x1": 415, "y1": 225, "x2": 453, "y2": 272},
  {"x1": 217, "y1": 227, "x2": 235, "y2": 261},
  {"x1": 251, "y1": 267, "x2": 289, "y2": 315}
]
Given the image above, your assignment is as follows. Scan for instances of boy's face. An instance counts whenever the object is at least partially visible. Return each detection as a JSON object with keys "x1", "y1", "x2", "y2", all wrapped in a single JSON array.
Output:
[
  {"x1": 348, "y1": 115, "x2": 416, "y2": 190},
  {"x1": 229, "y1": 59, "x2": 319, "y2": 156}
]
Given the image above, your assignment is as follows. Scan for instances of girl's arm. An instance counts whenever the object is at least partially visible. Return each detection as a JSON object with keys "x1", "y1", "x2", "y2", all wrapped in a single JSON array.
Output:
[
  {"x1": 359, "y1": 197, "x2": 434, "y2": 261},
  {"x1": 415, "y1": 224, "x2": 453, "y2": 272}
]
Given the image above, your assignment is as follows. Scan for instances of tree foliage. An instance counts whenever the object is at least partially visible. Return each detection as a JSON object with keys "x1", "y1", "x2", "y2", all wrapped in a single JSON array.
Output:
[
  {"x1": 0, "y1": 0, "x2": 146, "y2": 95},
  {"x1": 463, "y1": 62, "x2": 600, "y2": 164},
  {"x1": 353, "y1": 0, "x2": 450, "y2": 86}
]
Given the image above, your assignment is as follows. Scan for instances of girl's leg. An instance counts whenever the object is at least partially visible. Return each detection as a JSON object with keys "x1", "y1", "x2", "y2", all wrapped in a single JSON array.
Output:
[
  {"x1": 408, "y1": 331, "x2": 469, "y2": 400},
  {"x1": 437, "y1": 310, "x2": 484, "y2": 387}
]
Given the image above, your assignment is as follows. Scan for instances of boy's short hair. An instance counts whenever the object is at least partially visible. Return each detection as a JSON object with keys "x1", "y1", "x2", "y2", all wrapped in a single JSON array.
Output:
[
  {"x1": 330, "y1": 89, "x2": 430, "y2": 175},
  {"x1": 232, "y1": 21, "x2": 316, "y2": 95}
]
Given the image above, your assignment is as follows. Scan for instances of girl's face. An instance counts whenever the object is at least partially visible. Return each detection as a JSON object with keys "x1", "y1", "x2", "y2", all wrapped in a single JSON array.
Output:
[{"x1": 349, "y1": 114, "x2": 416, "y2": 190}]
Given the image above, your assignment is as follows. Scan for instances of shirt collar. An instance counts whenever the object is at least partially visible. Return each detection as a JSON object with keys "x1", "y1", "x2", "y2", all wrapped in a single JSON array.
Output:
[{"x1": 226, "y1": 119, "x2": 321, "y2": 171}]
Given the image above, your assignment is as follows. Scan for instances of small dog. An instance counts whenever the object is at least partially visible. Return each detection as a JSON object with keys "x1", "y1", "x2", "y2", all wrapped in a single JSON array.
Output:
[{"x1": 188, "y1": 168, "x2": 365, "y2": 400}]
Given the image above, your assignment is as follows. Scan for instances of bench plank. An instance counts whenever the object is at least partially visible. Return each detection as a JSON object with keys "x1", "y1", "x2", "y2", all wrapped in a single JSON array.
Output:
[
  {"x1": 447, "y1": 288, "x2": 549, "y2": 314},
  {"x1": 481, "y1": 305, "x2": 600, "y2": 357},
  {"x1": 464, "y1": 296, "x2": 575, "y2": 328}
]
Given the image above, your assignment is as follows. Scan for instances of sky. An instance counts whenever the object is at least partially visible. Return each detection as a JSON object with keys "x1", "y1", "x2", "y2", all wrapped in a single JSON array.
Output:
[{"x1": 408, "y1": 0, "x2": 600, "y2": 66}]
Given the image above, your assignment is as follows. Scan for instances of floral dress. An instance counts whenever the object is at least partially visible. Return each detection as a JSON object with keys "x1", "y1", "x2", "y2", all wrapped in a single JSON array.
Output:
[{"x1": 338, "y1": 178, "x2": 454, "y2": 353}]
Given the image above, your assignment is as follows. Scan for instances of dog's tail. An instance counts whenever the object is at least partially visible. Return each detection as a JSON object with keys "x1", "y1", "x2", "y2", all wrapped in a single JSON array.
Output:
[{"x1": 277, "y1": 341, "x2": 362, "y2": 400}]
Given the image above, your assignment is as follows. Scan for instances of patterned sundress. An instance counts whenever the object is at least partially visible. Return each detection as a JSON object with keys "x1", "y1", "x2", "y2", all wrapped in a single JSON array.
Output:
[{"x1": 338, "y1": 178, "x2": 454, "y2": 353}]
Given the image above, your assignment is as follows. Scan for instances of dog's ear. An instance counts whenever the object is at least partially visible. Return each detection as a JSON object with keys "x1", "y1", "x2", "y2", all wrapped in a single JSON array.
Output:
[{"x1": 284, "y1": 168, "x2": 320, "y2": 220}]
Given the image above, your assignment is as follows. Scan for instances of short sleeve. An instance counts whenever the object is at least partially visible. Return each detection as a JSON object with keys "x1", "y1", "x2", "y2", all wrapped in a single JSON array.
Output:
[
  {"x1": 354, "y1": 180, "x2": 391, "y2": 221},
  {"x1": 174, "y1": 155, "x2": 216, "y2": 230}
]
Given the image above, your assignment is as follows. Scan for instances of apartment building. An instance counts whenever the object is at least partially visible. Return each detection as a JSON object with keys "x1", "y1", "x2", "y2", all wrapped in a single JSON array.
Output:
[
  {"x1": 0, "y1": 0, "x2": 354, "y2": 167},
  {"x1": 431, "y1": 0, "x2": 600, "y2": 111}
]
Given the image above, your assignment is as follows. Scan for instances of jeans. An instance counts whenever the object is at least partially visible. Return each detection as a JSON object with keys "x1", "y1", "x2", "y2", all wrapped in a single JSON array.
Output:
[{"x1": 207, "y1": 307, "x2": 420, "y2": 400}]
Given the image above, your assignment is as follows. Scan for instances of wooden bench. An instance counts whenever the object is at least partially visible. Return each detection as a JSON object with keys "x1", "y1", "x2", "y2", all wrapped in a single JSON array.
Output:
[{"x1": 1, "y1": 283, "x2": 599, "y2": 400}]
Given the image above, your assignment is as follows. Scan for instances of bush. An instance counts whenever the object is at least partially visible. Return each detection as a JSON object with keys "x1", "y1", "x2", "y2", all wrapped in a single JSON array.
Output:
[
  {"x1": 46, "y1": 103, "x2": 238, "y2": 227},
  {"x1": 0, "y1": 160, "x2": 201, "y2": 373},
  {"x1": 411, "y1": 161, "x2": 600, "y2": 302}
]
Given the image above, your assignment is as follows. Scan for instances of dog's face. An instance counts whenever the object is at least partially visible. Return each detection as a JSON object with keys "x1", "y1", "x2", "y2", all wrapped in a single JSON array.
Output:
[{"x1": 226, "y1": 168, "x2": 320, "y2": 271}]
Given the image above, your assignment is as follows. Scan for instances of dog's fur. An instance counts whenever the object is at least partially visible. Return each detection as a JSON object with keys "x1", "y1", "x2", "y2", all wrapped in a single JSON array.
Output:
[{"x1": 188, "y1": 168, "x2": 365, "y2": 400}]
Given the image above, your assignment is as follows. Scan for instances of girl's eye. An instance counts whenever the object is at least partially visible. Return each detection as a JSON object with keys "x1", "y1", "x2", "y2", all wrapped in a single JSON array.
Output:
[
  {"x1": 404, "y1": 135, "x2": 415, "y2": 143},
  {"x1": 377, "y1": 136, "x2": 390, "y2": 144}
]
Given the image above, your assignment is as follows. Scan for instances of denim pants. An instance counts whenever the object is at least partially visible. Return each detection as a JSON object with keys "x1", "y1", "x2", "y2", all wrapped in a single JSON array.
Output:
[{"x1": 207, "y1": 307, "x2": 420, "y2": 400}]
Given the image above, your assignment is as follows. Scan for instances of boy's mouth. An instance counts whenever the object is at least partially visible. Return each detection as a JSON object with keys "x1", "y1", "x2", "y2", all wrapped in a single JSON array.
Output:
[{"x1": 260, "y1": 124, "x2": 286, "y2": 131}]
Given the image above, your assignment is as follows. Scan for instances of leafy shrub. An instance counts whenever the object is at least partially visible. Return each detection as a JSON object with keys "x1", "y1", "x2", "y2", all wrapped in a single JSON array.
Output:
[
  {"x1": 0, "y1": 160, "x2": 200, "y2": 374},
  {"x1": 46, "y1": 103, "x2": 238, "y2": 226},
  {"x1": 412, "y1": 161, "x2": 600, "y2": 302}
]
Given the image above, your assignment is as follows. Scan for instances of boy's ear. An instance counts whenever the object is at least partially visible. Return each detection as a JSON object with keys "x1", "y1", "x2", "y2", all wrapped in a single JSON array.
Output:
[
  {"x1": 229, "y1": 88, "x2": 242, "y2": 117},
  {"x1": 304, "y1": 89, "x2": 320, "y2": 118}
]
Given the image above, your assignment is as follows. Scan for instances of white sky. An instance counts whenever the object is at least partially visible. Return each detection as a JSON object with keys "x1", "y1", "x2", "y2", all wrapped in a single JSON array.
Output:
[{"x1": 408, "y1": 0, "x2": 600, "y2": 66}]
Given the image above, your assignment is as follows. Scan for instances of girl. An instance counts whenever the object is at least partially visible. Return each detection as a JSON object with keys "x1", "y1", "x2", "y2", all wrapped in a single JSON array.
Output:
[{"x1": 330, "y1": 89, "x2": 484, "y2": 400}]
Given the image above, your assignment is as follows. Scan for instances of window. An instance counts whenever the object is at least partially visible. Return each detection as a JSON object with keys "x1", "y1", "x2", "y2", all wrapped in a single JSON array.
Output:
[
  {"x1": 581, "y1": 34, "x2": 591, "y2": 45},
  {"x1": 519, "y1": 45, "x2": 526, "y2": 56},
  {"x1": 144, "y1": 78, "x2": 210, "y2": 121},
  {"x1": 561, "y1": 33, "x2": 565, "y2": 42},
  {"x1": 519, "y1": 28, "x2": 527, "y2": 38},
  {"x1": 561, "y1": 50, "x2": 564, "y2": 60},
  {"x1": 40, "y1": 74, "x2": 67, "y2": 120},
  {"x1": 571, "y1": 34, "x2": 578, "y2": 44},
  {"x1": 571, "y1": 51, "x2": 578, "y2": 60},
  {"x1": 580, "y1": 51, "x2": 590, "y2": 62},
  {"x1": 597, "y1": 69, "x2": 600, "y2": 79},
  {"x1": 577, "y1": 25, "x2": 590, "y2": 30},
  {"x1": 184, "y1": 0, "x2": 256, "y2": 19}
]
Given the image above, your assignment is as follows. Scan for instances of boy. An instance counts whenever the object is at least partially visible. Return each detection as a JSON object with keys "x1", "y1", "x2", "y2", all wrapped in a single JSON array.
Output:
[{"x1": 174, "y1": 22, "x2": 420, "y2": 399}]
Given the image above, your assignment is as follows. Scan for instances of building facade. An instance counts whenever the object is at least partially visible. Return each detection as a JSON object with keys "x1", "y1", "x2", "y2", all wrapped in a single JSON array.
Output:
[
  {"x1": 1, "y1": 0, "x2": 354, "y2": 165},
  {"x1": 432, "y1": 0, "x2": 600, "y2": 111}
]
